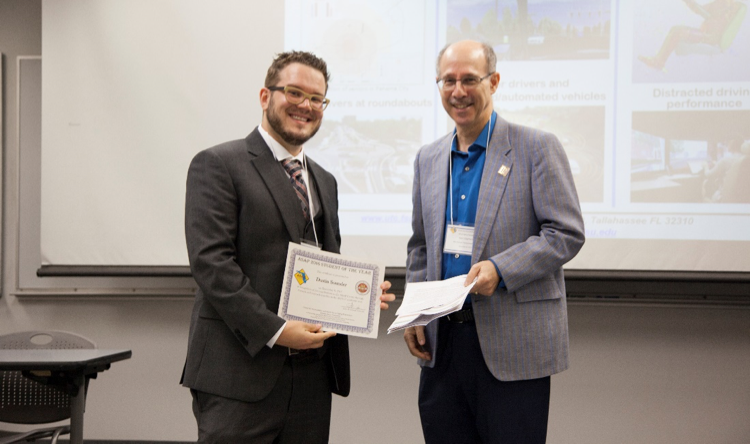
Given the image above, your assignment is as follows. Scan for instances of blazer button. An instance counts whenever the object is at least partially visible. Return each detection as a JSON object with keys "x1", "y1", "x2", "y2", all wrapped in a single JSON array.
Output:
[{"x1": 234, "y1": 329, "x2": 248, "y2": 346}]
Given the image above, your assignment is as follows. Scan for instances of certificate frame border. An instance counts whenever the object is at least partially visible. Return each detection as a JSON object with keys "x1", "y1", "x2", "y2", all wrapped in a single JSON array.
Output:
[{"x1": 280, "y1": 246, "x2": 381, "y2": 336}]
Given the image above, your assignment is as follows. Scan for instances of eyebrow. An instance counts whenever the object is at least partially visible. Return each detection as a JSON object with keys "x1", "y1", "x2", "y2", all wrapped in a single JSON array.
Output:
[{"x1": 286, "y1": 84, "x2": 326, "y2": 96}]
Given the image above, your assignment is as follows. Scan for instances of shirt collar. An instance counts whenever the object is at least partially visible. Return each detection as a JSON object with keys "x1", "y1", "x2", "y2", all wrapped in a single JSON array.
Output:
[
  {"x1": 257, "y1": 125, "x2": 305, "y2": 164},
  {"x1": 451, "y1": 110, "x2": 497, "y2": 154}
]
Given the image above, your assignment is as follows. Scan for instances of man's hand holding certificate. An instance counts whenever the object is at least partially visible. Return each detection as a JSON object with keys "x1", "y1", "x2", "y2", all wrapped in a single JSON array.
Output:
[
  {"x1": 387, "y1": 275, "x2": 476, "y2": 334},
  {"x1": 278, "y1": 242, "x2": 386, "y2": 339}
]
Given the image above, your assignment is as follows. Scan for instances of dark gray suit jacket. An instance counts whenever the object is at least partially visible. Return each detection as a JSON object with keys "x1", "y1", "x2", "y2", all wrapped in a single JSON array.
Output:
[{"x1": 181, "y1": 128, "x2": 350, "y2": 402}]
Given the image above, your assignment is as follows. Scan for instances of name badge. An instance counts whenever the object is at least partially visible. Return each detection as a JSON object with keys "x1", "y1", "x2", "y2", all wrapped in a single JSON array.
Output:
[{"x1": 443, "y1": 224, "x2": 474, "y2": 256}]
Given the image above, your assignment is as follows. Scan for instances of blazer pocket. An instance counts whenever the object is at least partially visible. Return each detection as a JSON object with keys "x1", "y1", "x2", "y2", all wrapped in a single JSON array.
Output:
[
  {"x1": 198, "y1": 301, "x2": 223, "y2": 320},
  {"x1": 514, "y1": 277, "x2": 562, "y2": 303}
]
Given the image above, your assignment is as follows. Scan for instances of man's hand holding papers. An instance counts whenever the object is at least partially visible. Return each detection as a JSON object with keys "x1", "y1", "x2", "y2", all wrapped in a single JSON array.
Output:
[{"x1": 387, "y1": 275, "x2": 477, "y2": 334}]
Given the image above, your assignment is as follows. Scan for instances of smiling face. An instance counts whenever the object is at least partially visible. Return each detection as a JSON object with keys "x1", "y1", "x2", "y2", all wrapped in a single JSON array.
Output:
[
  {"x1": 260, "y1": 62, "x2": 327, "y2": 155},
  {"x1": 437, "y1": 41, "x2": 499, "y2": 140}
]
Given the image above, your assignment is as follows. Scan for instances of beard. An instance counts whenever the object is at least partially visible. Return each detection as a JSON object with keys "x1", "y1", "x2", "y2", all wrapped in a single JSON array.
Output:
[{"x1": 266, "y1": 95, "x2": 322, "y2": 147}]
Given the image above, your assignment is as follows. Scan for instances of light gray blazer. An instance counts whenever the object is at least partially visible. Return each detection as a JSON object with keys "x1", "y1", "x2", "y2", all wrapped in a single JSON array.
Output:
[{"x1": 406, "y1": 115, "x2": 585, "y2": 381}]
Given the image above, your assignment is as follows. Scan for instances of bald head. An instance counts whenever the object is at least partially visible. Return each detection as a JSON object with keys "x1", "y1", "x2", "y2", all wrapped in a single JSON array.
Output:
[
  {"x1": 436, "y1": 40, "x2": 497, "y2": 77},
  {"x1": 434, "y1": 39, "x2": 500, "y2": 148}
]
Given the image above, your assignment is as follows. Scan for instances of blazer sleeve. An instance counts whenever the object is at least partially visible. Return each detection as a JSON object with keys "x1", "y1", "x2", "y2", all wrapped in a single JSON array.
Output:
[
  {"x1": 490, "y1": 131, "x2": 585, "y2": 293},
  {"x1": 185, "y1": 148, "x2": 285, "y2": 357}
]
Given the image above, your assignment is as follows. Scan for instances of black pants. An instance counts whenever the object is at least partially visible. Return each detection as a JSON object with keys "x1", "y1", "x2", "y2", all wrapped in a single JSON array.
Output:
[
  {"x1": 418, "y1": 319, "x2": 550, "y2": 444},
  {"x1": 191, "y1": 352, "x2": 331, "y2": 444}
]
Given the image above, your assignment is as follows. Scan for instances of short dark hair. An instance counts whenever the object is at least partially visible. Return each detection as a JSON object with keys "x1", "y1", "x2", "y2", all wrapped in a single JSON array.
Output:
[
  {"x1": 436, "y1": 41, "x2": 497, "y2": 77},
  {"x1": 264, "y1": 51, "x2": 330, "y2": 92}
]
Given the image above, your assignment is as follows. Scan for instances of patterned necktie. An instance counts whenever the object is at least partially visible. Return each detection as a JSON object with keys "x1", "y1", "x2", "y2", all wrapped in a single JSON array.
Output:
[{"x1": 281, "y1": 158, "x2": 310, "y2": 222}]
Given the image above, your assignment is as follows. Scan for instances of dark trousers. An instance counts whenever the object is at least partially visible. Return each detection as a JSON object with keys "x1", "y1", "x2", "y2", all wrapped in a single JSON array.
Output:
[
  {"x1": 418, "y1": 319, "x2": 551, "y2": 444},
  {"x1": 191, "y1": 352, "x2": 331, "y2": 444}
]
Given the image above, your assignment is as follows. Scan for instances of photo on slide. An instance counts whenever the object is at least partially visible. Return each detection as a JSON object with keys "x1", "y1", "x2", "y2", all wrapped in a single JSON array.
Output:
[
  {"x1": 286, "y1": 0, "x2": 430, "y2": 86},
  {"x1": 305, "y1": 116, "x2": 422, "y2": 194},
  {"x1": 630, "y1": 110, "x2": 750, "y2": 204},
  {"x1": 632, "y1": 0, "x2": 750, "y2": 83},
  {"x1": 500, "y1": 106, "x2": 606, "y2": 203},
  {"x1": 446, "y1": 0, "x2": 612, "y2": 61}
]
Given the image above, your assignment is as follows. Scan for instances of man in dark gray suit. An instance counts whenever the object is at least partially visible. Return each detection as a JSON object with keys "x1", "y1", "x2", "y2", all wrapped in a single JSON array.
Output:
[
  {"x1": 403, "y1": 40, "x2": 585, "y2": 443},
  {"x1": 181, "y1": 51, "x2": 394, "y2": 443}
]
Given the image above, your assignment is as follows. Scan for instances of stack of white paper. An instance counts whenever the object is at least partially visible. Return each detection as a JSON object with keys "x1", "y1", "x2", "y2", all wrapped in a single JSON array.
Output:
[{"x1": 387, "y1": 275, "x2": 476, "y2": 334}]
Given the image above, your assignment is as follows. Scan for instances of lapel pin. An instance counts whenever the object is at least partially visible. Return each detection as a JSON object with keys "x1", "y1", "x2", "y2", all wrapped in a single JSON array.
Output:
[{"x1": 498, "y1": 165, "x2": 510, "y2": 176}]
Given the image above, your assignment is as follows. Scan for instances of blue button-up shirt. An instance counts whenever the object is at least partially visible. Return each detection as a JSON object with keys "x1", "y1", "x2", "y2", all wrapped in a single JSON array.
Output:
[{"x1": 442, "y1": 111, "x2": 497, "y2": 281}]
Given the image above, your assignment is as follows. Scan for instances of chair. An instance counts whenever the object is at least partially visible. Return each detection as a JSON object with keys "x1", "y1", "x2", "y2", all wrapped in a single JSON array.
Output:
[{"x1": 0, "y1": 331, "x2": 96, "y2": 444}]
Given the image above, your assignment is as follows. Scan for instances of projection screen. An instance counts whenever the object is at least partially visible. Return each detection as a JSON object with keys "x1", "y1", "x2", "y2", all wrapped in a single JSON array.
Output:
[{"x1": 41, "y1": 0, "x2": 750, "y2": 272}]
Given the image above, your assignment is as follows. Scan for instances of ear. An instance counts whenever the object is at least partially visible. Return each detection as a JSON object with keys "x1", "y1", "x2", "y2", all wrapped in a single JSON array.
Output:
[
  {"x1": 260, "y1": 87, "x2": 270, "y2": 111},
  {"x1": 489, "y1": 72, "x2": 501, "y2": 93}
]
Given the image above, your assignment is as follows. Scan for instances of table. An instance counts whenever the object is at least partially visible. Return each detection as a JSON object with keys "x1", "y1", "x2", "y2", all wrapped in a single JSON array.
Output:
[{"x1": 0, "y1": 349, "x2": 132, "y2": 444}]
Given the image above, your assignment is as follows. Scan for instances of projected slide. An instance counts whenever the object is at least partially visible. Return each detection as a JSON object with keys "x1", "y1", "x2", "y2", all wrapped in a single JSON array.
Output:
[
  {"x1": 40, "y1": 0, "x2": 750, "y2": 272},
  {"x1": 283, "y1": 0, "x2": 750, "y2": 271}
]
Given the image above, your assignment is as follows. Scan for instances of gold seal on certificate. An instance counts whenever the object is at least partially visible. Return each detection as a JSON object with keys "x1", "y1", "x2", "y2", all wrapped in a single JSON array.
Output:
[{"x1": 278, "y1": 242, "x2": 386, "y2": 339}]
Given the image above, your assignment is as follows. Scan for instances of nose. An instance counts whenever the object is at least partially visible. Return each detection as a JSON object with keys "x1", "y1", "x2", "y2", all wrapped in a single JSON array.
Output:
[
  {"x1": 452, "y1": 81, "x2": 468, "y2": 97},
  {"x1": 296, "y1": 97, "x2": 313, "y2": 111}
]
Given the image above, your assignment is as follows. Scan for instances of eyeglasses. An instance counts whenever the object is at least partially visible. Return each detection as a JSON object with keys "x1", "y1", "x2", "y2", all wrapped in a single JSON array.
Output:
[
  {"x1": 268, "y1": 85, "x2": 330, "y2": 111},
  {"x1": 436, "y1": 73, "x2": 494, "y2": 91}
]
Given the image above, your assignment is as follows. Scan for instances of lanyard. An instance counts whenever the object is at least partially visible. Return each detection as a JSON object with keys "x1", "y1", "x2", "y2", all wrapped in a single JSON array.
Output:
[
  {"x1": 448, "y1": 113, "x2": 492, "y2": 226},
  {"x1": 300, "y1": 155, "x2": 320, "y2": 248},
  {"x1": 272, "y1": 150, "x2": 319, "y2": 248}
]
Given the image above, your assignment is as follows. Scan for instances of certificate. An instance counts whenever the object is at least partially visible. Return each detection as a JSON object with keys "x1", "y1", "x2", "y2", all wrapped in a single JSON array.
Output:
[{"x1": 278, "y1": 242, "x2": 385, "y2": 339}]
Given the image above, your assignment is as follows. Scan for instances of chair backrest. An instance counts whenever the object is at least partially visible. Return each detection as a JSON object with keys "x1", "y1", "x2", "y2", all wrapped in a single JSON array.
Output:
[
  {"x1": 0, "y1": 331, "x2": 95, "y2": 424},
  {"x1": 677, "y1": 2, "x2": 747, "y2": 55},
  {"x1": 720, "y1": 2, "x2": 746, "y2": 50}
]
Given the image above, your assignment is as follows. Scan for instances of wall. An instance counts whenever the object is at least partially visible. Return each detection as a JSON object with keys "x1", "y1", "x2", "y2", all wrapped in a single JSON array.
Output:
[{"x1": 2, "y1": 2, "x2": 749, "y2": 442}]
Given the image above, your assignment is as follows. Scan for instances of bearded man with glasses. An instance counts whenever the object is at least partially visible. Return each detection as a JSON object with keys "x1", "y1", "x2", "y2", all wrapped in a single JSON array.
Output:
[
  {"x1": 181, "y1": 50, "x2": 394, "y2": 443},
  {"x1": 403, "y1": 40, "x2": 585, "y2": 444}
]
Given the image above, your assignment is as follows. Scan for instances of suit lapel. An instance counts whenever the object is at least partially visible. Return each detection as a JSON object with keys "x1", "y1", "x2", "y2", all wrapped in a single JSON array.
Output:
[
  {"x1": 307, "y1": 158, "x2": 341, "y2": 254},
  {"x1": 245, "y1": 130, "x2": 305, "y2": 243},
  {"x1": 473, "y1": 116, "x2": 513, "y2": 263},
  {"x1": 425, "y1": 135, "x2": 452, "y2": 279}
]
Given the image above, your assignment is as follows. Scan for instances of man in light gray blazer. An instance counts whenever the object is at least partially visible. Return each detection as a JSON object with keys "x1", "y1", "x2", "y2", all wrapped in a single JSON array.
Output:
[
  {"x1": 403, "y1": 40, "x2": 585, "y2": 444},
  {"x1": 182, "y1": 51, "x2": 393, "y2": 443}
]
